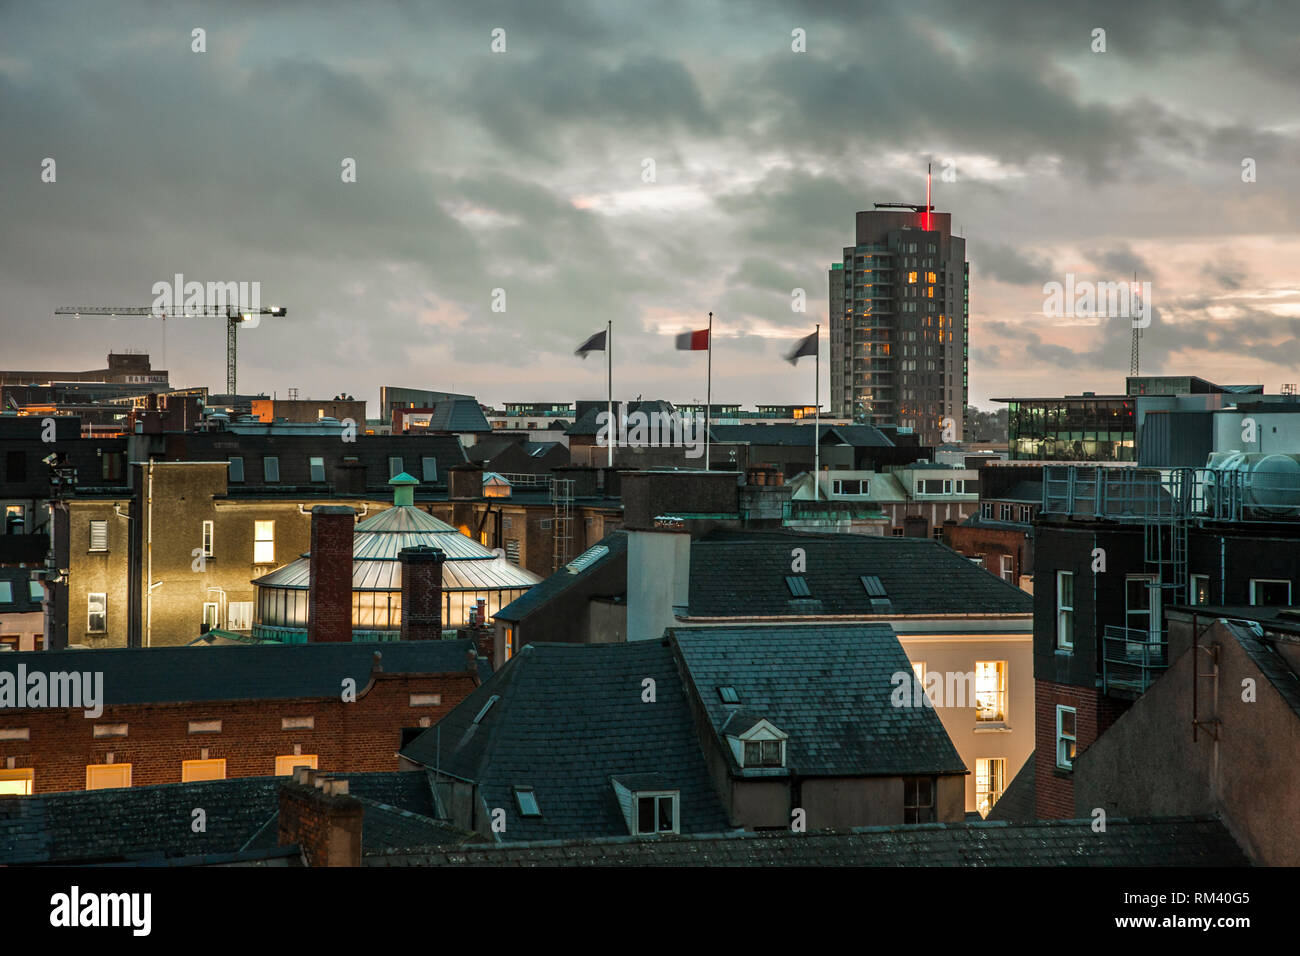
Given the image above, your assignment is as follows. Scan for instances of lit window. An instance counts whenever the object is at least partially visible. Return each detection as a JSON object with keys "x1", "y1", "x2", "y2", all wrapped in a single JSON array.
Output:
[
  {"x1": 975, "y1": 758, "x2": 1005, "y2": 818},
  {"x1": 1056, "y1": 706, "x2": 1077, "y2": 770},
  {"x1": 87, "y1": 593, "x2": 107, "y2": 633},
  {"x1": 201, "y1": 520, "x2": 214, "y2": 557},
  {"x1": 254, "y1": 521, "x2": 275, "y2": 564},
  {"x1": 0, "y1": 768, "x2": 34, "y2": 795},
  {"x1": 86, "y1": 763, "x2": 131, "y2": 790},
  {"x1": 275, "y1": 754, "x2": 318, "y2": 776},
  {"x1": 636, "y1": 793, "x2": 678, "y2": 835},
  {"x1": 1190, "y1": 574, "x2": 1210, "y2": 606},
  {"x1": 514, "y1": 786, "x2": 541, "y2": 817},
  {"x1": 974, "y1": 661, "x2": 1006, "y2": 722},
  {"x1": 1056, "y1": 572, "x2": 1074, "y2": 651},
  {"x1": 309, "y1": 457, "x2": 326, "y2": 482},
  {"x1": 89, "y1": 520, "x2": 108, "y2": 552},
  {"x1": 182, "y1": 759, "x2": 227, "y2": 782},
  {"x1": 227, "y1": 602, "x2": 253, "y2": 630},
  {"x1": 202, "y1": 602, "x2": 220, "y2": 630},
  {"x1": 263, "y1": 457, "x2": 280, "y2": 483}
]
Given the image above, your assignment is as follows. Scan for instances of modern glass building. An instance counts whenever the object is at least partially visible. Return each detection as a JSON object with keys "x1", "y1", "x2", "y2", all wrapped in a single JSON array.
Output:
[
  {"x1": 250, "y1": 474, "x2": 540, "y2": 642},
  {"x1": 1000, "y1": 396, "x2": 1136, "y2": 461}
]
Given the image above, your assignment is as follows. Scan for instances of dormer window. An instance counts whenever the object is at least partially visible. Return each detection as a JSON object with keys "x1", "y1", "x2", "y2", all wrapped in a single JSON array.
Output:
[
  {"x1": 637, "y1": 794, "x2": 678, "y2": 835},
  {"x1": 743, "y1": 740, "x2": 783, "y2": 767},
  {"x1": 611, "y1": 773, "x2": 680, "y2": 836}
]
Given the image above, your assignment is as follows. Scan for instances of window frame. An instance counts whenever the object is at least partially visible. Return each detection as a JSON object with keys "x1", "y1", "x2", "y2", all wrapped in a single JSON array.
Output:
[
  {"x1": 1056, "y1": 705, "x2": 1077, "y2": 770},
  {"x1": 1249, "y1": 578, "x2": 1291, "y2": 606},
  {"x1": 309, "y1": 456, "x2": 326, "y2": 483},
  {"x1": 201, "y1": 519, "x2": 214, "y2": 558},
  {"x1": 1056, "y1": 571, "x2": 1074, "y2": 651},
  {"x1": 87, "y1": 592, "x2": 107, "y2": 633},
  {"x1": 253, "y1": 520, "x2": 275, "y2": 565},
  {"x1": 634, "y1": 792, "x2": 680, "y2": 835},
  {"x1": 89, "y1": 519, "x2": 109, "y2": 552},
  {"x1": 263, "y1": 456, "x2": 280, "y2": 483},
  {"x1": 974, "y1": 661, "x2": 1007, "y2": 723}
]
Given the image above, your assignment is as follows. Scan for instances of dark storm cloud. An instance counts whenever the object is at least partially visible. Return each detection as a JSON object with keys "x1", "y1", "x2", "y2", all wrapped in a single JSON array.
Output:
[{"x1": 972, "y1": 242, "x2": 1055, "y2": 286}]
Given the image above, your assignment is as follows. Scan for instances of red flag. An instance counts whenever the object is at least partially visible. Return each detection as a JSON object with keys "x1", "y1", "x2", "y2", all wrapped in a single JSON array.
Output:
[{"x1": 675, "y1": 329, "x2": 709, "y2": 350}]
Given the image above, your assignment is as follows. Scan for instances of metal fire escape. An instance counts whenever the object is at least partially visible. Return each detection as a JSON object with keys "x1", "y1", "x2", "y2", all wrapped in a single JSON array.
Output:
[{"x1": 551, "y1": 477, "x2": 575, "y2": 572}]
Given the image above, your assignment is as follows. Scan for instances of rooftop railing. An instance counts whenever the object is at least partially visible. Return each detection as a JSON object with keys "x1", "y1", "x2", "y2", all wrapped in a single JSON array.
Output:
[{"x1": 1102, "y1": 625, "x2": 1169, "y2": 695}]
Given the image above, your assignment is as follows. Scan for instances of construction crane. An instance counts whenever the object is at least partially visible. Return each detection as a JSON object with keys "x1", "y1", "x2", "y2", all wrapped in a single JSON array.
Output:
[{"x1": 54, "y1": 304, "x2": 287, "y2": 396}]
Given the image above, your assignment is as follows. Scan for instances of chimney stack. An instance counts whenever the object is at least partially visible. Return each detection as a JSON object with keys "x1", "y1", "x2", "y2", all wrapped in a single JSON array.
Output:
[
  {"x1": 308, "y1": 505, "x2": 356, "y2": 643},
  {"x1": 278, "y1": 773, "x2": 363, "y2": 867},
  {"x1": 399, "y1": 545, "x2": 445, "y2": 641}
]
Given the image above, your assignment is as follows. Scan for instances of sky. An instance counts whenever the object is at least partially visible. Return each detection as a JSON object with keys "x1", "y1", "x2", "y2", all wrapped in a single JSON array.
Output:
[{"x1": 2, "y1": 0, "x2": 1299, "y2": 414}]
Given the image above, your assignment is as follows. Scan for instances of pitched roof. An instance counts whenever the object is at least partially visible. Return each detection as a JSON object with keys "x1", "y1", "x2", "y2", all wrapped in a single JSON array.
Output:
[
  {"x1": 398, "y1": 640, "x2": 732, "y2": 841},
  {"x1": 985, "y1": 756, "x2": 1036, "y2": 823},
  {"x1": 686, "y1": 530, "x2": 1033, "y2": 618},
  {"x1": 364, "y1": 816, "x2": 1248, "y2": 867},
  {"x1": 0, "y1": 640, "x2": 482, "y2": 709},
  {"x1": 671, "y1": 625, "x2": 966, "y2": 777},
  {"x1": 494, "y1": 531, "x2": 627, "y2": 623},
  {"x1": 0, "y1": 772, "x2": 449, "y2": 865},
  {"x1": 426, "y1": 398, "x2": 492, "y2": 434}
]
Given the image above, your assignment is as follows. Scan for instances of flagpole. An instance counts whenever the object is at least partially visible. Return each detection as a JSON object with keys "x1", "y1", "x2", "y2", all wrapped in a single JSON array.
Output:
[
  {"x1": 606, "y1": 319, "x2": 613, "y2": 469},
  {"x1": 705, "y1": 311, "x2": 712, "y2": 471},
  {"x1": 814, "y1": 323, "x2": 820, "y2": 501}
]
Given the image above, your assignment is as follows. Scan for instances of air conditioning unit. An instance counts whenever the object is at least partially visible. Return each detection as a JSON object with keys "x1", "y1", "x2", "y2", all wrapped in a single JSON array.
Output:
[{"x1": 1204, "y1": 451, "x2": 1300, "y2": 517}]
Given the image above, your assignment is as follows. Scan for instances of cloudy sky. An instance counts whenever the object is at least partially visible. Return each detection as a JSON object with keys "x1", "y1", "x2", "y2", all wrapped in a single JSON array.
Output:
[{"x1": 2, "y1": 0, "x2": 1299, "y2": 414}]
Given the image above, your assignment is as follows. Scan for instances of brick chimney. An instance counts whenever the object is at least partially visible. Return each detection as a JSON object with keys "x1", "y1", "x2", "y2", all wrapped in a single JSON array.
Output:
[
  {"x1": 278, "y1": 769, "x2": 363, "y2": 867},
  {"x1": 308, "y1": 505, "x2": 355, "y2": 643},
  {"x1": 459, "y1": 598, "x2": 493, "y2": 661},
  {"x1": 399, "y1": 545, "x2": 445, "y2": 641}
]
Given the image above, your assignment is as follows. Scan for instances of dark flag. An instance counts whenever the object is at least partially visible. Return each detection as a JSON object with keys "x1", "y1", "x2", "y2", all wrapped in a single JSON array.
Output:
[
  {"x1": 785, "y1": 330, "x2": 818, "y2": 365},
  {"x1": 575, "y1": 330, "x2": 607, "y2": 358}
]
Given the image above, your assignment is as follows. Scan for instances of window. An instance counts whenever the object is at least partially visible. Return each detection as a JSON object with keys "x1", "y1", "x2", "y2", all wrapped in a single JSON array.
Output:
[
  {"x1": 743, "y1": 739, "x2": 783, "y2": 767},
  {"x1": 86, "y1": 763, "x2": 131, "y2": 791},
  {"x1": 227, "y1": 601, "x2": 253, "y2": 630},
  {"x1": 975, "y1": 758, "x2": 1006, "y2": 818},
  {"x1": 275, "y1": 754, "x2": 318, "y2": 776},
  {"x1": 1000, "y1": 554, "x2": 1014, "y2": 582},
  {"x1": 254, "y1": 521, "x2": 275, "y2": 564},
  {"x1": 1056, "y1": 706, "x2": 1077, "y2": 770},
  {"x1": 504, "y1": 626, "x2": 514, "y2": 661},
  {"x1": 29, "y1": 580, "x2": 42, "y2": 602},
  {"x1": 202, "y1": 602, "x2": 220, "y2": 630},
  {"x1": 1250, "y1": 579, "x2": 1291, "y2": 606},
  {"x1": 281, "y1": 717, "x2": 314, "y2": 730},
  {"x1": 422, "y1": 457, "x2": 438, "y2": 482},
  {"x1": 263, "y1": 457, "x2": 280, "y2": 483},
  {"x1": 1019, "y1": 505, "x2": 1032, "y2": 522},
  {"x1": 718, "y1": 685, "x2": 740, "y2": 704},
  {"x1": 389, "y1": 457, "x2": 404, "y2": 478},
  {"x1": 93, "y1": 723, "x2": 128, "y2": 738},
  {"x1": 975, "y1": 661, "x2": 1006, "y2": 722},
  {"x1": 891, "y1": 528, "x2": 904, "y2": 537},
  {"x1": 999, "y1": 504, "x2": 1013, "y2": 521},
  {"x1": 228, "y1": 457, "x2": 245, "y2": 483},
  {"x1": 1190, "y1": 574, "x2": 1210, "y2": 606},
  {"x1": 0, "y1": 582, "x2": 10, "y2": 604},
  {"x1": 409, "y1": 693, "x2": 442, "y2": 707},
  {"x1": 87, "y1": 593, "x2": 107, "y2": 633},
  {"x1": 903, "y1": 776, "x2": 936, "y2": 824},
  {"x1": 981, "y1": 502, "x2": 993, "y2": 519},
  {"x1": 0, "y1": 768, "x2": 34, "y2": 796},
  {"x1": 182, "y1": 759, "x2": 227, "y2": 782},
  {"x1": 785, "y1": 575, "x2": 810, "y2": 597},
  {"x1": 514, "y1": 786, "x2": 541, "y2": 817},
  {"x1": 1056, "y1": 571, "x2": 1073, "y2": 651},
  {"x1": 833, "y1": 478, "x2": 868, "y2": 496},
  {"x1": 89, "y1": 519, "x2": 108, "y2": 552},
  {"x1": 309, "y1": 457, "x2": 326, "y2": 483},
  {"x1": 201, "y1": 520, "x2": 214, "y2": 557},
  {"x1": 636, "y1": 793, "x2": 679, "y2": 834},
  {"x1": 188, "y1": 720, "x2": 222, "y2": 734},
  {"x1": 1126, "y1": 574, "x2": 1159, "y2": 639}
]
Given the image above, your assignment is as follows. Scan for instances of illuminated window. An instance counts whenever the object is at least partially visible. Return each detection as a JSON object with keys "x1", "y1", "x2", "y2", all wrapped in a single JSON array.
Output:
[
  {"x1": 975, "y1": 661, "x2": 1006, "y2": 722},
  {"x1": 202, "y1": 602, "x2": 219, "y2": 630},
  {"x1": 0, "y1": 768, "x2": 33, "y2": 795},
  {"x1": 975, "y1": 758, "x2": 1006, "y2": 817},
  {"x1": 86, "y1": 763, "x2": 131, "y2": 790},
  {"x1": 504, "y1": 626, "x2": 515, "y2": 660},
  {"x1": 908, "y1": 271, "x2": 917, "y2": 283},
  {"x1": 87, "y1": 593, "x2": 107, "y2": 633},
  {"x1": 254, "y1": 521, "x2": 275, "y2": 564},
  {"x1": 1190, "y1": 574, "x2": 1210, "y2": 606},
  {"x1": 275, "y1": 754, "x2": 318, "y2": 776},
  {"x1": 201, "y1": 520, "x2": 214, "y2": 557},
  {"x1": 228, "y1": 602, "x2": 253, "y2": 630},
  {"x1": 1055, "y1": 707, "x2": 1079, "y2": 770},
  {"x1": 182, "y1": 758, "x2": 227, "y2": 782}
]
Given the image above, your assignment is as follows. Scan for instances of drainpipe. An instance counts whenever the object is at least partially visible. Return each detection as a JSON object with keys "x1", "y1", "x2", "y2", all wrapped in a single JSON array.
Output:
[{"x1": 1219, "y1": 536, "x2": 1226, "y2": 605}]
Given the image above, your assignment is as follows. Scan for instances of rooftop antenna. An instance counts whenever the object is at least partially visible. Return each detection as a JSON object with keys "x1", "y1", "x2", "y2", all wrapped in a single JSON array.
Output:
[
  {"x1": 1130, "y1": 270, "x2": 1142, "y2": 376},
  {"x1": 926, "y1": 162, "x2": 932, "y2": 231}
]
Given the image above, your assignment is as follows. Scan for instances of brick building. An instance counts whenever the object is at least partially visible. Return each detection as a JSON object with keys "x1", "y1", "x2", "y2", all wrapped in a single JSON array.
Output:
[{"x1": 0, "y1": 640, "x2": 487, "y2": 795}]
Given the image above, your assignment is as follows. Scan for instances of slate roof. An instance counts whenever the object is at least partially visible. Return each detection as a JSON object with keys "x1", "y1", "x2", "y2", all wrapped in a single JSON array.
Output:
[
  {"x1": 366, "y1": 815, "x2": 1248, "y2": 867},
  {"x1": 686, "y1": 530, "x2": 1033, "y2": 618},
  {"x1": 398, "y1": 640, "x2": 732, "y2": 841},
  {"x1": 0, "y1": 771, "x2": 448, "y2": 865},
  {"x1": 565, "y1": 401, "x2": 676, "y2": 436},
  {"x1": 1225, "y1": 620, "x2": 1300, "y2": 721},
  {"x1": 0, "y1": 640, "x2": 485, "y2": 708},
  {"x1": 708, "y1": 424, "x2": 892, "y2": 447},
  {"x1": 671, "y1": 625, "x2": 966, "y2": 777},
  {"x1": 426, "y1": 398, "x2": 493, "y2": 434},
  {"x1": 494, "y1": 531, "x2": 627, "y2": 623}
]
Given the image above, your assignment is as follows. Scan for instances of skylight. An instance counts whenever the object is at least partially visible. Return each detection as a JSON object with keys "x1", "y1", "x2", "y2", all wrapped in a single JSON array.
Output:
[
  {"x1": 861, "y1": 575, "x2": 887, "y2": 596},
  {"x1": 785, "y1": 575, "x2": 811, "y2": 597},
  {"x1": 566, "y1": 544, "x2": 609, "y2": 574},
  {"x1": 718, "y1": 686, "x2": 740, "y2": 704},
  {"x1": 514, "y1": 786, "x2": 541, "y2": 817}
]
